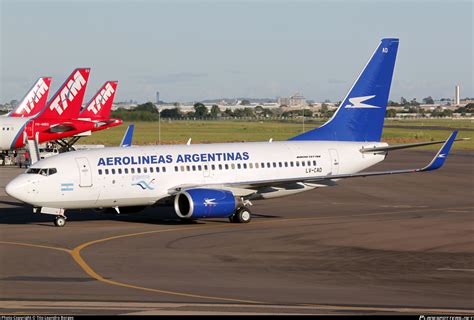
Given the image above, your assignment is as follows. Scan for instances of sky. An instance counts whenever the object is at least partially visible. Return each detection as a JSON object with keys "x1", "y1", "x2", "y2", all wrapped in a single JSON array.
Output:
[{"x1": 0, "y1": 0, "x2": 472, "y2": 103}]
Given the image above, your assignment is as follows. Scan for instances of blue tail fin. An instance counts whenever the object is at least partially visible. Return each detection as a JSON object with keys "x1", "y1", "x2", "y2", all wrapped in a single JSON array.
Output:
[
  {"x1": 120, "y1": 124, "x2": 134, "y2": 147},
  {"x1": 290, "y1": 38, "x2": 399, "y2": 142}
]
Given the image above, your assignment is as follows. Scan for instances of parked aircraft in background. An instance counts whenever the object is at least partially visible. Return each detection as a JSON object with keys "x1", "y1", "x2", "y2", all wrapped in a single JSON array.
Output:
[
  {"x1": 79, "y1": 81, "x2": 122, "y2": 132},
  {"x1": 0, "y1": 68, "x2": 96, "y2": 151},
  {"x1": 5, "y1": 39, "x2": 463, "y2": 227},
  {"x1": 5, "y1": 77, "x2": 52, "y2": 118}
]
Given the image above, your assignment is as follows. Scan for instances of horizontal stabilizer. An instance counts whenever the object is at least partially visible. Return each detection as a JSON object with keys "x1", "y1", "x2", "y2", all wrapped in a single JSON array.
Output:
[{"x1": 360, "y1": 137, "x2": 468, "y2": 153}]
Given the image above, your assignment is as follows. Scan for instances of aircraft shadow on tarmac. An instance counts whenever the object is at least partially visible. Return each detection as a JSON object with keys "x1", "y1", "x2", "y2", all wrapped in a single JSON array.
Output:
[{"x1": 0, "y1": 203, "x2": 281, "y2": 226}]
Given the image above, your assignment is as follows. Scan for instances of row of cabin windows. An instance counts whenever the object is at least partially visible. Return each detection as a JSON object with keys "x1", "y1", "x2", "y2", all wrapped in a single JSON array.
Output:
[
  {"x1": 97, "y1": 160, "x2": 317, "y2": 176},
  {"x1": 2, "y1": 127, "x2": 14, "y2": 131},
  {"x1": 174, "y1": 159, "x2": 317, "y2": 172},
  {"x1": 98, "y1": 166, "x2": 167, "y2": 175}
]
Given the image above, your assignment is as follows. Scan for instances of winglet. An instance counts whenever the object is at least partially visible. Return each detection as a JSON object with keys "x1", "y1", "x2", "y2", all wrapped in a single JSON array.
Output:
[
  {"x1": 420, "y1": 130, "x2": 458, "y2": 172},
  {"x1": 120, "y1": 124, "x2": 134, "y2": 147}
]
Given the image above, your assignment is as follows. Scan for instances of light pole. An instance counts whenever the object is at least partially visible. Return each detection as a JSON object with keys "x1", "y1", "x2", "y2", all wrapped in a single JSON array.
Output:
[
  {"x1": 158, "y1": 108, "x2": 161, "y2": 145},
  {"x1": 302, "y1": 105, "x2": 305, "y2": 133}
]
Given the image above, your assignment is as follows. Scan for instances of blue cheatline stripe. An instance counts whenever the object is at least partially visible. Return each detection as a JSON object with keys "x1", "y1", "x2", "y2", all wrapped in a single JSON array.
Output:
[
  {"x1": 61, "y1": 183, "x2": 74, "y2": 186},
  {"x1": 9, "y1": 119, "x2": 30, "y2": 150},
  {"x1": 61, "y1": 188, "x2": 73, "y2": 191}
]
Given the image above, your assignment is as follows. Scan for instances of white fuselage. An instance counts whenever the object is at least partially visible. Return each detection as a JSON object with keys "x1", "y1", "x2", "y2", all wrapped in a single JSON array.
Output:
[
  {"x1": 6, "y1": 140, "x2": 387, "y2": 209},
  {"x1": 0, "y1": 117, "x2": 29, "y2": 150}
]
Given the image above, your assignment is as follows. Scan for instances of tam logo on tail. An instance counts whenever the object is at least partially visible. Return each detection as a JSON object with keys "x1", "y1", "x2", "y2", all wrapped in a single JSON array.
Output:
[
  {"x1": 49, "y1": 71, "x2": 86, "y2": 115},
  {"x1": 87, "y1": 83, "x2": 116, "y2": 115},
  {"x1": 15, "y1": 78, "x2": 51, "y2": 116},
  {"x1": 344, "y1": 95, "x2": 379, "y2": 109}
]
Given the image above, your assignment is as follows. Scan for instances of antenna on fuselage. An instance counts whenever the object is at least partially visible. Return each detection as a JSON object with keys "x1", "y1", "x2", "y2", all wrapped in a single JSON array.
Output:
[{"x1": 187, "y1": 138, "x2": 192, "y2": 145}]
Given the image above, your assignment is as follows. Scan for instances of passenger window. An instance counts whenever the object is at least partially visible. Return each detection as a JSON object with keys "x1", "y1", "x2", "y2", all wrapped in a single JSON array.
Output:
[
  {"x1": 162, "y1": 167, "x2": 166, "y2": 173},
  {"x1": 192, "y1": 165, "x2": 196, "y2": 171},
  {"x1": 307, "y1": 161, "x2": 311, "y2": 166},
  {"x1": 225, "y1": 164, "x2": 229, "y2": 170},
  {"x1": 279, "y1": 162, "x2": 282, "y2": 167},
  {"x1": 98, "y1": 169, "x2": 102, "y2": 175},
  {"x1": 313, "y1": 160, "x2": 317, "y2": 166},
  {"x1": 302, "y1": 161, "x2": 305, "y2": 167},
  {"x1": 131, "y1": 168, "x2": 135, "y2": 174},
  {"x1": 261, "y1": 162, "x2": 265, "y2": 168},
  {"x1": 198, "y1": 165, "x2": 202, "y2": 171},
  {"x1": 181, "y1": 166, "x2": 185, "y2": 172},
  {"x1": 231, "y1": 164, "x2": 235, "y2": 169},
  {"x1": 219, "y1": 164, "x2": 222, "y2": 170},
  {"x1": 285, "y1": 162, "x2": 288, "y2": 167},
  {"x1": 105, "y1": 169, "x2": 109, "y2": 175},
  {"x1": 186, "y1": 165, "x2": 190, "y2": 171},
  {"x1": 211, "y1": 164, "x2": 215, "y2": 170},
  {"x1": 125, "y1": 168, "x2": 129, "y2": 174},
  {"x1": 249, "y1": 163, "x2": 253, "y2": 169},
  {"x1": 266, "y1": 163, "x2": 270, "y2": 168},
  {"x1": 243, "y1": 163, "x2": 247, "y2": 169},
  {"x1": 204, "y1": 165, "x2": 208, "y2": 171},
  {"x1": 290, "y1": 162, "x2": 294, "y2": 167},
  {"x1": 111, "y1": 168, "x2": 116, "y2": 174},
  {"x1": 150, "y1": 167, "x2": 154, "y2": 173},
  {"x1": 175, "y1": 166, "x2": 179, "y2": 172},
  {"x1": 137, "y1": 168, "x2": 141, "y2": 174},
  {"x1": 255, "y1": 163, "x2": 259, "y2": 169},
  {"x1": 118, "y1": 168, "x2": 122, "y2": 174},
  {"x1": 143, "y1": 167, "x2": 147, "y2": 173},
  {"x1": 237, "y1": 164, "x2": 241, "y2": 169}
]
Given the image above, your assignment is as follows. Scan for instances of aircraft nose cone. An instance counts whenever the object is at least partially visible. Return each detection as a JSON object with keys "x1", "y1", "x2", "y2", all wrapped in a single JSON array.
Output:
[{"x1": 5, "y1": 178, "x2": 26, "y2": 202}]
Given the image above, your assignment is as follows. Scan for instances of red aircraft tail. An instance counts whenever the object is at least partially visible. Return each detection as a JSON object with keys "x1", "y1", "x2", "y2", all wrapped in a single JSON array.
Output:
[
  {"x1": 10, "y1": 77, "x2": 52, "y2": 117},
  {"x1": 80, "y1": 81, "x2": 118, "y2": 119},
  {"x1": 37, "y1": 68, "x2": 90, "y2": 120}
]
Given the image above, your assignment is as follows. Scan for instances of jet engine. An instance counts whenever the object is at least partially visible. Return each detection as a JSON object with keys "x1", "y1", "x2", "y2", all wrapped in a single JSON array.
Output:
[{"x1": 174, "y1": 188, "x2": 236, "y2": 219}]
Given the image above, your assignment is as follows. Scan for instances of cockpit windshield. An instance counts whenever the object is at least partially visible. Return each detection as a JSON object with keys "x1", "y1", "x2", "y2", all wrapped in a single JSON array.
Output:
[{"x1": 26, "y1": 168, "x2": 57, "y2": 176}]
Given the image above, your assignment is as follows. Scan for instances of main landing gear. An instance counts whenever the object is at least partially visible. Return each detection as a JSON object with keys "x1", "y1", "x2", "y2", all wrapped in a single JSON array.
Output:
[
  {"x1": 54, "y1": 215, "x2": 67, "y2": 227},
  {"x1": 229, "y1": 206, "x2": 252, "y2": 224}
]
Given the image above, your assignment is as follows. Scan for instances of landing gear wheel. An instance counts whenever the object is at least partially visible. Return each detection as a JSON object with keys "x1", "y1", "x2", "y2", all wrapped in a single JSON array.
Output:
[
  {"x1": 54, "y1": 216, "x2": 66, "y2": 227},
  {"x1": 233, "y1": 207, "x2": 251, "y2": 224}
]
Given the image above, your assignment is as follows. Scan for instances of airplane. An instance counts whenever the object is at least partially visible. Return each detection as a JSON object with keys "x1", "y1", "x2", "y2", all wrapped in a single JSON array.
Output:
[
  {"x1": 53, "y1": 81, "x2": 123, "y2": 150},
  {"x1": 5, "y1": 38, "x2": 463, "y2": 227},
  {"x1": 79, "y1": 81, "x2": 123, "y2": 133},
  {"x1": 4, "y1": 77, "x2": 52, "y2": 118},
  {"x1": 0, "y1": 68, "x2": 96, "y2": 151}
]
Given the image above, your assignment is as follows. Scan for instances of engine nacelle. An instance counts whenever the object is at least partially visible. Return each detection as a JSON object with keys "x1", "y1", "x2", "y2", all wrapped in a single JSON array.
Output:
[{"x1": 174, "y1": 188, "x2": 236, "y2": 219}]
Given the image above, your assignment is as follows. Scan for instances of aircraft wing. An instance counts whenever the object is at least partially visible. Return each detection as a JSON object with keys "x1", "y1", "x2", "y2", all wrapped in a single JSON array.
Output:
[{"x1": 168, "y1": 131, "x2": 458, "y2": 195}]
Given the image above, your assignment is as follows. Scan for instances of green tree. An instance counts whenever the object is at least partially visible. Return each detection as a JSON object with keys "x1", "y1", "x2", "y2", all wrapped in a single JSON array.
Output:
[
  {"x1": 135, "y1": 102, "x2": 158, "y2": 113},
  {"x1": 422, "y1": 96, "x2": 435, "y2": 104},
  {"x1": 193, "y1": 103, "x2": 208, "y2": 117},
  {"x1": 240, "y1": 99, "x2": 251, "y2": 106},
  {"x1": 400, "y1": 97, "x2": 408, "y2": 105},
  {"x1": 160, "y1": 107, "x2": 182, "y2": 118},
  {"x1": 210, "y1": 105, "x2": 220, "y2": 118},
  {"x1": 385, "y1": 108, "x2": 397, "y2": 117}
]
